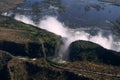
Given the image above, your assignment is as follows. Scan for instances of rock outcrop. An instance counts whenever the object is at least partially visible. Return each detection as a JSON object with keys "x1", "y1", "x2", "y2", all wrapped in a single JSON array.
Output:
[
  {"x1": 69, "y1": 40, "x2": 120, "y2": 66},
  {"x1": 0, "y1": 50, "x2": 13, "y2": 80},
  {"x1": 7, "y1": 58, "x2": 91, "y2": 80},
  {"x1": 0, "y1": 49, "x2": 92, "y2": 80},
  {"x1": 0, "y1": 15, "x2": 61, "y2": 58}
]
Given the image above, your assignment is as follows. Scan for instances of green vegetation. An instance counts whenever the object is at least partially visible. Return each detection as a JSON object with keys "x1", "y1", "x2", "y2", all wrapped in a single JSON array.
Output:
[
  {"x1": 67, "y1": 61, "x2": 120, "y2": 80},
  {"x1": 0, "y1": 0, "x2": 120, "y2": 80},
  {"x1": 7, "y1": 58, "x2": 91, "y2": 80},
  {"x1": 0, "y1": 15, "x2": 61, "y2": 58},
  {"x1": 0, "y1": 15, "x2": 120, "y2": 80},
  {"x1": 69, "y1": 40, "x2": 120, "y2": 66}
]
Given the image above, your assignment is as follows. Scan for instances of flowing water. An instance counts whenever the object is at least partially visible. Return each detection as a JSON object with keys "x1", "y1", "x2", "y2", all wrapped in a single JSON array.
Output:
[
  {"x1": 5, "y1": 0, "x2": 120, "y2": 28},
  {"x1": 3, "y1": 0, "x2": 120, "y2": 61}
]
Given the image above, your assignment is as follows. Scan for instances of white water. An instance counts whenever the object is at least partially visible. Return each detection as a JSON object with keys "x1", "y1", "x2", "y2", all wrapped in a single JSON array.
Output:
[
  {"x1": 14, "y1": 14, "x2": 120, "y2": 61},
  {"x1": 14, "y1": 14, "x2": 35, "y2": 26}
]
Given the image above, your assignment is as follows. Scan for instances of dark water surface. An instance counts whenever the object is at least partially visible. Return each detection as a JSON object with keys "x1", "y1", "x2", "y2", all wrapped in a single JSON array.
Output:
[{"x1": 6, "y1": 0, "x2": 120, "y2": 31}]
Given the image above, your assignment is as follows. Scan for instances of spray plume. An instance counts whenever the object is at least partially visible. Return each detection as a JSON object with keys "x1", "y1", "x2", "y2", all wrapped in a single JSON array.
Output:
[{"x1": 14, "y1": 14, "x2": 120, "y2": 61}]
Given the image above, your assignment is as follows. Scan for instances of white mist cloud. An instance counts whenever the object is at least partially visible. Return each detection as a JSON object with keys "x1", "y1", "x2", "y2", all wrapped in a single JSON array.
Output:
[
  {"x1": 90, "y1": 33, "x2": 113, "y2": 49},
  {"x1": 14, "y1": 14, "x2": 35, "y2": 26},
  {"x1": 13, "y1": 14, "x2": 120, "y2": 61},
  {"x1": 37, "y1": 16, "x2": 119, "y2": 61},
  {"x1": 37, "y1": 16, "x2": 114, "y2": 49},
  {"x1": 38, "y1": 16, "x2": 68, "y2": 37}
]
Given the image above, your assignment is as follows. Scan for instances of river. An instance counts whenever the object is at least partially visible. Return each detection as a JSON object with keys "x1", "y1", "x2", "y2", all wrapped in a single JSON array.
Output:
[{"x1": 2, "y1": 0, "x2": 120, "y2": 59}]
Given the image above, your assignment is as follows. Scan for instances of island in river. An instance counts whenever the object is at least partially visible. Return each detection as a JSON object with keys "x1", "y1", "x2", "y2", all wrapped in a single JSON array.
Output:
[{"x1": 100, "y1": 0, "x2": 120, "y2": 5}]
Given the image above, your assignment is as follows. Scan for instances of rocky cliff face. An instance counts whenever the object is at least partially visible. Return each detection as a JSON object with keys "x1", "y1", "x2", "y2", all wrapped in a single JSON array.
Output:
[
  {"x1": 0, "y1": 16, "x2": 120, "y2": 79},
  {"x1": 69, "y1": 40, "x2": 120, "y2": 66},
  {"x1": 7, "y1": 58, "x2": 91, "y2": 80},
  {"x1": 0, "y1": 50, "x2": 13, "y2": 80},
  {"x1": 0, "y1": 0, "x2": 120, "y2": 80},
  {"x1": 0, "y1": 15, "x2": 91, "y2": 80},
  {"x1": 0, "y1": 15, "x2": 61, "y2": 58},
  {"x1": 0, "y1": 52, "x2": 92, "y2": 80}
]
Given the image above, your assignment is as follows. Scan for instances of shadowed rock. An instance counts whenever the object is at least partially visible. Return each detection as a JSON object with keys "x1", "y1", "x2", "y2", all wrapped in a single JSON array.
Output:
[
  {"x1": 7, "y1": 58, "x2": 92, "y2": 80},
  {"x1": 0, "y1": 15, "x2": 61, "y2": 58},
  {"x1": 69, "y1": 40, "x2": 120, "y2": 66},
  {"x1": 0, "y1": 50, "x2": 13, "y2": 80}
]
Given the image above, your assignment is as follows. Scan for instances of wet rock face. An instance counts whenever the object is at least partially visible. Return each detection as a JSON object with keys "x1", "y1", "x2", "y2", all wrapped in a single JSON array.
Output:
[{"x1": 69, "y1": 40, "x2": 120, "y2": 66}]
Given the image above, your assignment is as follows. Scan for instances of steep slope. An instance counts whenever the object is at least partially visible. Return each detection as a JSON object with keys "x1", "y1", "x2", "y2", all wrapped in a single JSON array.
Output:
[
  {"x1": 0, "y1": 15, "x2": 61, "y2": 58},
  {"x1": 69, "y1": 40, "x2": 120, "y2": 66}
]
